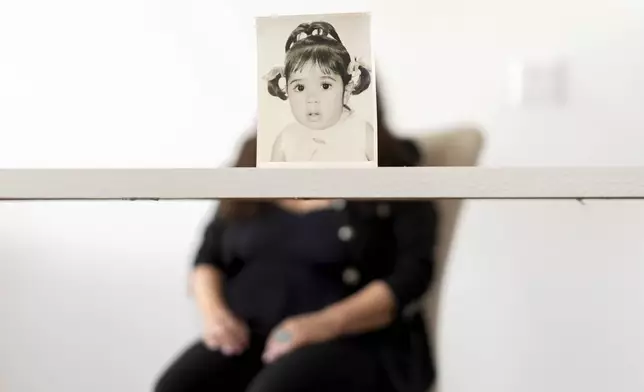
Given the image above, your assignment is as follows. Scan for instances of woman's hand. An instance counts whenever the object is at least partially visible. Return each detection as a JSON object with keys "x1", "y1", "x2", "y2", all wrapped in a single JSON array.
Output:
[
  {"x1": 262, "y1": 312, "x2": 341, "y2": 363},
  {"x1": 262, "y1": 281, "x2": 399, "y2": 363},
  {"x1": 202, "y1": 308, "x2": 250, "y2": 356}
]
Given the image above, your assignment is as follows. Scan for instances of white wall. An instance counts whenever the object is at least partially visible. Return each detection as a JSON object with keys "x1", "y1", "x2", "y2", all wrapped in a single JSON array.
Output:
[{"x1": 1, "y1": 1, "x2": 643, "y2": 391}]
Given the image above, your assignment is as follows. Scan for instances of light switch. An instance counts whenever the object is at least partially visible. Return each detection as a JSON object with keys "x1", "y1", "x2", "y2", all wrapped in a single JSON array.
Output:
[{"x1": 509, "y1": 59, "x2": 567, "y2": 107}]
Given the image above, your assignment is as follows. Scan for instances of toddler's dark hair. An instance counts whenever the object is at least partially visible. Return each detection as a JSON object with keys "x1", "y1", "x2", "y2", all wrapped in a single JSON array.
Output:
[{"x1": 267, "y1": 21, "x2": 371, "y2": 102}]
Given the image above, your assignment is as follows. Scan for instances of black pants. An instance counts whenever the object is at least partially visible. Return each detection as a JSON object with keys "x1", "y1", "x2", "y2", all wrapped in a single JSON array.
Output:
[{"x1": 154, "y1": 334, "x2": 390, "y2": 392}]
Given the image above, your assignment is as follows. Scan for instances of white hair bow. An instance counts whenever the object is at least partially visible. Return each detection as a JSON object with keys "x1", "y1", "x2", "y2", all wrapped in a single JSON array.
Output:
[
  {"x1": 262, "y1": 65, "x2": 284, "y2": 81},
  {"x1": 347, "y1": 57, "x2": 370, "y2": 91}
]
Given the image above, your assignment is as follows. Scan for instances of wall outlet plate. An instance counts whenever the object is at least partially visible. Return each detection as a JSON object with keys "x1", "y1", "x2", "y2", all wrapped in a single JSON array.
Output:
[{"x1": 509, "y1": 59, "x2": 567, "y2": 107}]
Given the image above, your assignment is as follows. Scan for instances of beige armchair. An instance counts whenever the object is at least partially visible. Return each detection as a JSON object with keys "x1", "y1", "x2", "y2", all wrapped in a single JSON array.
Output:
[{"x1": 411, "y1": 127, "x2": 486, "y2": 391}]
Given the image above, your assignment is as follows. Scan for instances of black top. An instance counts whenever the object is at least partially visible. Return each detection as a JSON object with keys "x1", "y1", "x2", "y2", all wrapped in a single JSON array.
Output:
[{"x1": 219, "y1": 203, "x2": 353, "y2": 335}]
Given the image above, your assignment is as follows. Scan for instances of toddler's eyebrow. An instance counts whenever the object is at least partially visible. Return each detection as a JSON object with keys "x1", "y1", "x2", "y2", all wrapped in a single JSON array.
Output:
[{"x1": 320, "y1": 75, "x2": 337, "y2": 81}]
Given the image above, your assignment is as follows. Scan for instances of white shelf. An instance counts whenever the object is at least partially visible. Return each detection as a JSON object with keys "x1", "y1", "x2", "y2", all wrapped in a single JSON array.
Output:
[{"x1": 1, "y1": 167, "x2": 644, "y2": 200}]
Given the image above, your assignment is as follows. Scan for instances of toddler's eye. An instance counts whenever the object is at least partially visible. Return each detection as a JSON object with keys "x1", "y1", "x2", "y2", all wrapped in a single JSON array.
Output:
[
  {"x1": 293, "y1": 84, "x2": 304, "y2": 92},
  {"x1": 321, "y1": 83, "x2": 332, "y2": 90}
]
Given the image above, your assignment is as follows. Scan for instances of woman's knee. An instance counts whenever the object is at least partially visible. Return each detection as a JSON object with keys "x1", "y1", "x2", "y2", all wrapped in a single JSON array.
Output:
[
  {"x1": 151, "y1": 342, "x2": 222, "y2": 392},
  {"x1": 154, "y1": 339, "x2": 264, "y2": 392},
  {"x1": 152, "y1": 373, "x2": 176, "y2": 392},
  {"x1": 245, "y1": 353, "x2": 312, "y2": 392},
  {"x1": 245, "y1": 369, "x2": 284, "y2": 392},
  {"x1": 153, "y1": 365, "x2": 193, "y2": 392},
  {"x1": 246, "y1": 341, "x2": 378, "y2": 392}
]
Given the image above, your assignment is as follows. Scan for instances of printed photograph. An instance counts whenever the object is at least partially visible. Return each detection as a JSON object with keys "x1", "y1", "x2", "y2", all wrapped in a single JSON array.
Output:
[{"x1": 256, "y1": 12, "x2": 378, "y2": 168}]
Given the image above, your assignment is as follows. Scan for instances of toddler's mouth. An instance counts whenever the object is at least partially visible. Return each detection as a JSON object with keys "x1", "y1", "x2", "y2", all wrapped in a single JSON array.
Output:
[{"x1": 307, "y1": 112, "x2": 321, "y2": 121}]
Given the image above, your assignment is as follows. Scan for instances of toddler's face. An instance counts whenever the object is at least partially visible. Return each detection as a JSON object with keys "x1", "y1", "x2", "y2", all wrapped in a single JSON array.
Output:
[{"x1": 287, "y1": 63, "x2": 345, "y2": 130}]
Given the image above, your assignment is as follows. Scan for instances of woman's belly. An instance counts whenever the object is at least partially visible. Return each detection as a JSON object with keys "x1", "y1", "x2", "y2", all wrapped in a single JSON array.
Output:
[{"x1": 224, "y1": 261, "x2": 348, "y2": 334}]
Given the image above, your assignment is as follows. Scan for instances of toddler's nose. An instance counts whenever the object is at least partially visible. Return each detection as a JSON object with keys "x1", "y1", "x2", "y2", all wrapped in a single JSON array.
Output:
[{"x1": 306, "y1": 92, "x2": 319, "y2": 103}]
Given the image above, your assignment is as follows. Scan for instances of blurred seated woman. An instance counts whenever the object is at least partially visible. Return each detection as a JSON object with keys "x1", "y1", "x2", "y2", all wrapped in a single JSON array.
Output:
[{"x1": 153, "y1": 94, "x2": 440, "y2": 392}]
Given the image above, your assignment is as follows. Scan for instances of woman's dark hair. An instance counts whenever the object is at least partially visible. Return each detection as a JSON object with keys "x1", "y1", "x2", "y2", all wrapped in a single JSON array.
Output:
[
  {"x1": 217, "y1": 89, "x2": 422, "y2": 221},
  {"x1": 266, "y1": 21, "x2": 371, "y2": 103}
]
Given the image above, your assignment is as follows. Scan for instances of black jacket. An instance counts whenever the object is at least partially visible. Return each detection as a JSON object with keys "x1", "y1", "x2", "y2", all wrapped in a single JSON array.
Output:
[{"x1": 342, "y1": 199, "x2": 438, "y2": 392}]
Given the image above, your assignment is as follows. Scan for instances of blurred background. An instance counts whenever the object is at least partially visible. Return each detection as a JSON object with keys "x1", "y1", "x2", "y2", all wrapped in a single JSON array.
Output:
[{"x1": 1, "y1": 0, "x2": 644, "y2": 391}]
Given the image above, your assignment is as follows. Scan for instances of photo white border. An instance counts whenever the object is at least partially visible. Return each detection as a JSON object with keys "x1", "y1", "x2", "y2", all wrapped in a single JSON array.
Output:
[{"x1": 255, "y1": 11, "x2": 378, "y2": 169}]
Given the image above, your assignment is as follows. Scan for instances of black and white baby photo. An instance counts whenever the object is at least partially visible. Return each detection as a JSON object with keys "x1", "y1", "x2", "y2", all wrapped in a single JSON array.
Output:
[{"x1": 256, "y1": 12, "x2": 377, "y2": 168}]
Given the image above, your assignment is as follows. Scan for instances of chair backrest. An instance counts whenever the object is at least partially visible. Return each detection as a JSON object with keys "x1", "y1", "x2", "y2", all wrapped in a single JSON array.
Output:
[{"x1": 410, "y1": 127, "x2": 485, "y2": 380}]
